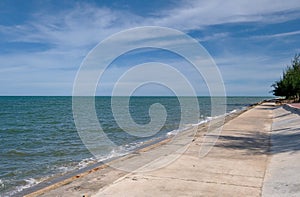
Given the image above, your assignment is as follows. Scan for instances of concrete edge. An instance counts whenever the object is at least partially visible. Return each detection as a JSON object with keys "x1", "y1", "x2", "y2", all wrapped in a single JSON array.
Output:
[
  {"x1": 17, "y1": 102, "x2": 263, "y2": 197},
  {"x1": 283, "y1": 104, "x2": 300, "y2": 115}
]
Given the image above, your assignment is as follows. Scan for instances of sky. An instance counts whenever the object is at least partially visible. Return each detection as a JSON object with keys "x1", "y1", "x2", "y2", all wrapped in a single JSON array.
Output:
[{"x1": 0, "y1": 0, "x2": 300, "y2": 96}]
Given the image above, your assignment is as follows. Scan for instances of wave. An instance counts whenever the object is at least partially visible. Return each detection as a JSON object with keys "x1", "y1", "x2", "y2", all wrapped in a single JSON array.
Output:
[
  {"x1": 49, "y1": 107, "x2": 245, "y2": 184},
  {"x1": 0, "y1": 179, "x2": 4, "y2": 190},
  {"x1": 166, "y1": 108, "x2": 240, "y2": 137},
  {"x1": 9, "y1": 107, "x2": 246, "y2": 196},
  {"x1": 5, "y1": 177, "x2": 45, "y2": 196}
]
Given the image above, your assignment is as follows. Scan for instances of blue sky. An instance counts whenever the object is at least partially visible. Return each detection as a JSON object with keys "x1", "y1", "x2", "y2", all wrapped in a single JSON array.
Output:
[{"x1": 0, "y1": 0, "x2": 300, "y2": 96}]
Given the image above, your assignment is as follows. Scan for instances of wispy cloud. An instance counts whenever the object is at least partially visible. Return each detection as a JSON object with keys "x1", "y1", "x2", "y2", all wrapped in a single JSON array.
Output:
[
  {"x1": 196, "y1": 32, "x2": 230, "y2": 42},
  {"x1": 0, "y1": 0, "x2": 300, "y2": 95},
  {"x1": 2, "y1": 0, "x2": 300, "y2": 47},
  {"x1": 3, "y1": 6, "x2": 133, "y2": 48},
  {"x1": 253, "y1": 30, "x2": 300, "y2": 39},
  {"x1": 154, "y1": 0, "x2": 300, "y2": 30}
]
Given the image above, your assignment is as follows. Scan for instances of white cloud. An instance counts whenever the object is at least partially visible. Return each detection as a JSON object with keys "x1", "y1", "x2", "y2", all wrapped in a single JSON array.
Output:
[
  {"x1": 196, "y1": 32, "x2": 230, "y2": 42},
  {"x1": 6, "y1": 6, "x2": 129, "y2": 48},
  {"x1": 253, "y1": 30, "x2": 300, "y2": 39},
  {"x1": 155, "y1": 0, "x2": 300, "y2": 30},
  {"x1": 1, "y1": 0, "x2": 300, "y2": 95},
  {"x1": 3, "y1": 0, "x2": 300, "y2": 48},
  {"x1": 213, "y1": 53, "x2": 291, "y2": 95}
]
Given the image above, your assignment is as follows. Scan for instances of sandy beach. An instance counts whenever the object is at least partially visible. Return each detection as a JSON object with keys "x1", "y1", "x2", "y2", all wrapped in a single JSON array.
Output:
[{"x1": 19, "y1": 102, "x2": 300, "y2": 197}]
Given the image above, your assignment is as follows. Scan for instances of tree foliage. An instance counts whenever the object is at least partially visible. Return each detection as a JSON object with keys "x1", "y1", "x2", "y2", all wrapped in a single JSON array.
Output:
[{"x1": 272, "y1": 54, "x2": 300, "y2": 101}]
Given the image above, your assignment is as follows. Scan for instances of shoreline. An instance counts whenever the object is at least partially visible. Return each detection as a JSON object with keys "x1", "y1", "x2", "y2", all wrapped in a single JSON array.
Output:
[
  {"x1": 15, "y1": 102, "x2": 260, "y2": 197},
  {"x1": 8, "y1": 100, "x2": 300, "y2": 196}
]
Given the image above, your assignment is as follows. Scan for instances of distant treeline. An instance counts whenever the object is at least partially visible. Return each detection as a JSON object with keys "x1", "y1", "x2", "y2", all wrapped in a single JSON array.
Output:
[{"x1": 272, "y1": 54, "x2": 300, "y2": 101}]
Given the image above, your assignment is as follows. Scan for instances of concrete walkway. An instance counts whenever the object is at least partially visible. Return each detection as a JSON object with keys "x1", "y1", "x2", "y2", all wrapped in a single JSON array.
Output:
[
  {"x1": 25, "y1": 103, "x2": 300, "y2": 197},
  {"x1": 262, "y1": 105, "x2": 300, "y2": 196},
  {"x1": 92, "y1": 103, "x2": 273, "y2": 197}
]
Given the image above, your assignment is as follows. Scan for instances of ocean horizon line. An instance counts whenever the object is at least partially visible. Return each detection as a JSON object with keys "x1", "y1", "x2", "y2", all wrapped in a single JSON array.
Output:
[{"x1": 0, "y1": 95, "x2": 274, "y2": 97}]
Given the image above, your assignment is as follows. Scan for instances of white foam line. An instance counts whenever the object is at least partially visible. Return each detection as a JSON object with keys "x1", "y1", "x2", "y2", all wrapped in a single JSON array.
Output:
[{"x1": 166, "y1": 108, "x2": 242, "y2": 137}]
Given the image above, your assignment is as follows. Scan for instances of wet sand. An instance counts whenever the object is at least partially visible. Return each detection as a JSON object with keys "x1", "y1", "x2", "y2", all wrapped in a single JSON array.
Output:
[{"x1": 21, "y1": 102, "x2": 300, "y2": 196}]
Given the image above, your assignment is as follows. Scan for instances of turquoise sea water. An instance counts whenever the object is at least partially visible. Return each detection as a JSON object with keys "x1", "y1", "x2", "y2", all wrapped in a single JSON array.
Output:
[{"x1": 0, "y1": 96, "x2": 272, "y2": 196}]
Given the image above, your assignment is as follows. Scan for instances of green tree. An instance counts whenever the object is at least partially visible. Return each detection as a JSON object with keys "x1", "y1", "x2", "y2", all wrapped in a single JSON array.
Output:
[{"x1": 272, "y1": 54, "x2": 300, "y2": 101}]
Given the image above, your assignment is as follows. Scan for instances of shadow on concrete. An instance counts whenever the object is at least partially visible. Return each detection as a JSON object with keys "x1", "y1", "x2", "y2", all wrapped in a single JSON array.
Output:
[
  {"x1": 271, "y1": 132, "x2": 300, "y2": 154},
  {"x1": 274, "y1": 112, "x2": 292, "y2": 119},
  {"x1": 213, "y1": 126, "x2": 300, "y2": 155},
  {"x1": 283, "y1": 105, "x2": 300, "y2": 116},
  {"x1": 256, "y1": 107, "x2": 278, "y2": 110},
  {"x1": 272, "y1": 127, "x2": 292, "y2": 132},
  {"x1": 212, "y1": 105, "x2": 300, "y2": 155},
  {"x1": 212, "y1": 132, "x2": 270, "y2": 155}
]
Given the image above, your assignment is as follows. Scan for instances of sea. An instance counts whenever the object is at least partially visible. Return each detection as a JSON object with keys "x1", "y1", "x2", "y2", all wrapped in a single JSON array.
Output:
[{"x1": 0, "y1": 96, "x2": 272, "y2": 196}]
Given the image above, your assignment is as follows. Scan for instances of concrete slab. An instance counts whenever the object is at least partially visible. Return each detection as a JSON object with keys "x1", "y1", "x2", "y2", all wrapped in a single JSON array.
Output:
[
  {"x1": 262, "y1": 106, "x2": 300, "y2": 197},
  {"x1": 24, "y1": 103, "x2": 286, "y2": 197},
  {"x1": 92, "y1": 103, "x2": 273, "y2": 197},
  {"x1": 96, "y1": 175, "x2": 261, "y2": 197}
]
